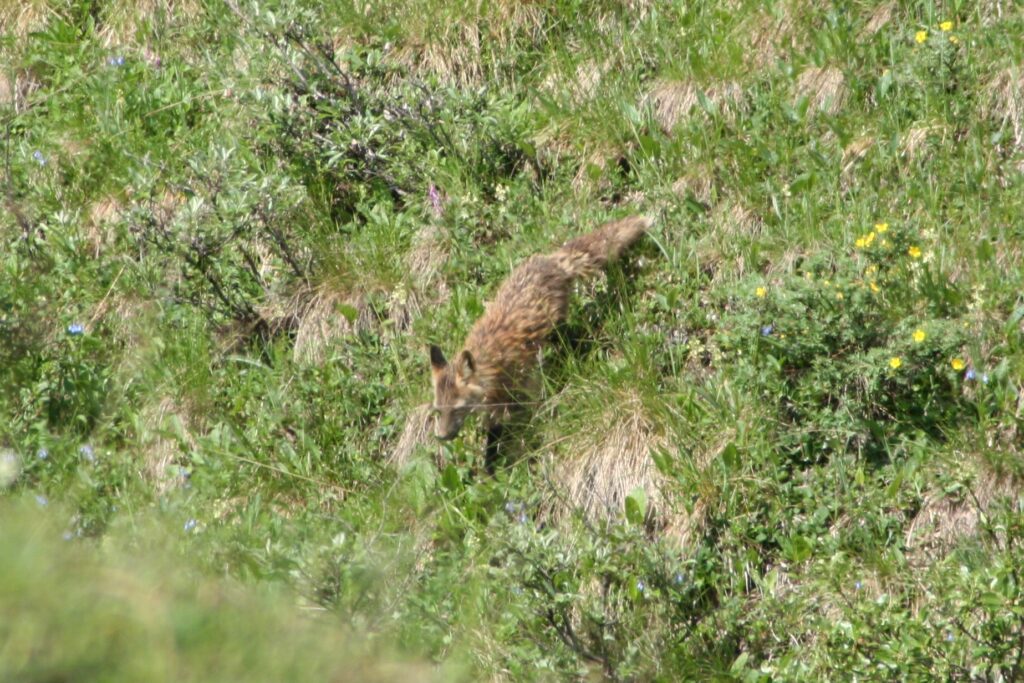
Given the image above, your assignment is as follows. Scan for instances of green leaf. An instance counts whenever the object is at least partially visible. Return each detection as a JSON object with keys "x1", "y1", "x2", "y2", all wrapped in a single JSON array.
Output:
[
  {"x1": 878, "y1": 69, "x2": 893, "y2": 99},
  {"x1": 625, "y1": 487, "x2": 647, "y2": 526},
  {"x1": 696, "y1": 90, "x2": 718, "y2": 116},
  {"x1": 336, "y1": 303, "x2": 359, "y2": 324},
  {"x1": 730, "y1": 651, "x2": 750, "y2": 674},
  {"x1": 721, "y1": 442, "x2": 739, "y2": 470},
  {"x1": 441, "y1": 464, "x2": 462, "y2": 493}
]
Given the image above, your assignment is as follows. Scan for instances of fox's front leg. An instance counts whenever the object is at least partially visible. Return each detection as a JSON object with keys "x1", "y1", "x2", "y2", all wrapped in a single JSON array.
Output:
[{"x1": 484, "y1": 418, "x2": 504, "y2": 475}]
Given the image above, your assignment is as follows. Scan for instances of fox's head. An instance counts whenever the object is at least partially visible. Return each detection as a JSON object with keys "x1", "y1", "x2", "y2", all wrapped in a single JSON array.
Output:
[{"x1": 429, "y1": 345, "x2": 484, "y2": 440}]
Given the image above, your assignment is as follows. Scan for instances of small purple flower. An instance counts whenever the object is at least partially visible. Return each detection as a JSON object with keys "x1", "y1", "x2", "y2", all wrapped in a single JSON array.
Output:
[
  {"x1": 35, "y1": 494, "x2": 48, "y2": 507},
  {"x1": 854, "y1": 580, "x2": 863, "y2": 591},
  {"x1": 428, "y1": 184, "x2": 443, "y2": 217},
  {"x1": 636, "y1": 579, "x2": 646, "y2": 593},
  {"x1": 965, "y1": 368, "x2": 976, "y2": 381},
  {"x1": 673, "y1": 572, "x2": 685, "y2": 586},
  {"x1": 945, "y1": 631, "x2": 954, "y2": 643},
  {"x1": 67, "y1": 323, "x2": 85, "y2": 336},
  {"x1": 107, "y1": 55, "x2": 125, "y2": 67},
  {"x1": 79, "y1": 444, "x2": 95, "y2": 463},
  {"x1": 761, "y1": 324, "x2": 774, "y2": 337},
  {"x1": 32, "y1": 150, "x2": 45, "y2": 165},
  {"x1": 184, "y1": 518, "x2": 197, "y2": 533},
  {"x1": 36, "y1": 448, "x2": 49, "y2": 460}
]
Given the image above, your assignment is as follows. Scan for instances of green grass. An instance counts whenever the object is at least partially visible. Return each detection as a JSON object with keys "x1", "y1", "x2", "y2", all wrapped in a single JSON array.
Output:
[{"x1": 3, "y1": 0, "x2": 1024, "y2": 679}]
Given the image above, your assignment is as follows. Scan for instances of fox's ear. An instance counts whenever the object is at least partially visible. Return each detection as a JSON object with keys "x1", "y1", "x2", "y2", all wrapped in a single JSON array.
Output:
[
  {"x1": 429, "y1": 345, "x2": 447, "y2": 371},
  {"x1": 457, "y1": 350, "x2": 475, "y2": 380}
]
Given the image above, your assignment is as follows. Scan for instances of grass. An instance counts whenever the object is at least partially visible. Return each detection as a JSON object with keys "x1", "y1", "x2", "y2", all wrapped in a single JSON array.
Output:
[{"x1": 3, "y1": 0, "x2": 1024, "y2": 679}]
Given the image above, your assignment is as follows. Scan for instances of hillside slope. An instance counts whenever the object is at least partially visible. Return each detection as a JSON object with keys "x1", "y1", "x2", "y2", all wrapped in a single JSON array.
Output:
[{"x1": 2, "y1": 0, "x2": 1024, "y2": 679}]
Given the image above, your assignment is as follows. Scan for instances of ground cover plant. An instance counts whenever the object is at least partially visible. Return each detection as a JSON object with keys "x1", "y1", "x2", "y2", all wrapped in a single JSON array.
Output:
[{"x1": 2, "y1": 0, "x2": 1024, "y2": 679}]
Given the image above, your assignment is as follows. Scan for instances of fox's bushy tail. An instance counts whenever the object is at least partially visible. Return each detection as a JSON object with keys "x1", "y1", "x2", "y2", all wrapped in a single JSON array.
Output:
[{"x1": 551, "y1": 215, "x2": 652, "y2": 279}]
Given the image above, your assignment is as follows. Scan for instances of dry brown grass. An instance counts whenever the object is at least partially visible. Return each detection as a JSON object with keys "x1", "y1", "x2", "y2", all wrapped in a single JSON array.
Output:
[
  {"x1": 569, "y1": 144, "x2": 625, "y2": 194},
  {"x1": 693, "y1": 200, "x2": 764, "y2": 284},
  {"x1": 737, "y1": 2, "x2": 804, "y2": 69},
  {"x1": 670, "y1": 164, "x2": 715, "y2": 207},
  {"x1": 84, "y1": 197, "x2": 124, "y2": 259},
  {"x1": 859, "y1": 1, "x2": 895, "y2": 39},
  {"x1": 841, "y1": 135, "x2": 876, "y2": 178},
  {"x1": 985, "y1": 66, "x2": 1024, "y2": 151},
  {"x1": 538, "y1": 394, "x2": 703, "y2": 545},
  {"x1": 95, "y1": 0, "x2": 201, "y2": 48},
  {"x1": 0, "y1": 68, "x2": 40, "y2": 113},
  {"x1": 977, "y1": 0, "x2": 1018, "y2": 26},
  {"x1": 385, "y1": 0, "x2": 545, "y2": 88},
  {"x1": 647, "y1": 79, "x2": 744, "y2": 134},
  {"x1": 541, "y1": 59, "x2": 609, "y2": 104},
  {"x1": 139, "y1": 397, "x2": 199, "y2": 495},
  {"x1": 288, "y1": 288, "x2": 378, "y2": 364},
  {"x1": 794, "y1": 66, "x2": 848, "y2": 116},
  {"x1": 388, "y1": 403, "x2": 441, "y2": 470},
  {"x1": 0, "y1": 0, "x2": 51, "y2": 42},
  {"x1": 906, "y1": 466, "x2": 1021, "y2": 564},
  {"x1": 900, "y1": 121, "x2": 949, "y2": 162}
]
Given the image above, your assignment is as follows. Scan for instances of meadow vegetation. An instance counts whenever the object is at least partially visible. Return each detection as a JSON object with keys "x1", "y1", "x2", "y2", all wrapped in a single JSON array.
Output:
[{"x1": 2, "y1": 0, "x2": 1024, "y2": 679}]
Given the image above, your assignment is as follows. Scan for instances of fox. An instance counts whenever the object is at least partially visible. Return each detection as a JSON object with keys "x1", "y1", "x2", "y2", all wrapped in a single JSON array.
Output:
[{"x1": 428, "y1": 215, "x2": 652, "y2": 468}]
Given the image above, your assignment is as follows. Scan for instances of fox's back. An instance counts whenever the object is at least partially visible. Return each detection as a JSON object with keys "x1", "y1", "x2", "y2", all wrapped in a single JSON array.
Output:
[{"x1": 464, "y1": 255, "x2": 571, "y2": 385}]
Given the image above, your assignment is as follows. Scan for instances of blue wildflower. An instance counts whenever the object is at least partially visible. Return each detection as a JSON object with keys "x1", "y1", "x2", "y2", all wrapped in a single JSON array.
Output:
[
  {"x1": 965, "y1": 368, "x2": 976, "y2": 381},
  {"x1": 79, "y1": 445, "x2": 95, "y2": 463},
  {"x1": 636, "y1": 579, "x2": 646, "y2": 593},
  {"x1": 32, "y1": 150, "x2": 45, "y2": 165},
  {"x1": 982, "y1": 373, "x2": 990, "y2": 384},
  {"x1": 184, "y1": 518, "x2": 197, "y2": 533},
  {"x1": 761, "y1": 324, "x2": 774, "y2": 336},
  {"x1": 37, "y1": 448, "x2": 49, "y2": 460},
  {"x1": 855, "y1": 580, "x2": 863, "y2": 591},
  {"x1": 35, "y1": 494, "x2": 48, "y2": 507},
  {"x1": 504, "y1": 501, "x2": 518, "y2": 515},
  {"x1": 107, "y1": 55, "x2": 125, "y2": 67},
  {"x1": 674, "y1": 572, "x2": 685, "y2": 586},
  {"x1": 67, "y1": 323, "x2": 85, "y2": 336},
  {"x1": 945, "y1": 631, "x2": 954, "y2": 643}
]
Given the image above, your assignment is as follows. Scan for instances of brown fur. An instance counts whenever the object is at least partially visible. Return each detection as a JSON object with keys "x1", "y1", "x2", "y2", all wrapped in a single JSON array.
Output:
[{"x1": 429, "y1": 215, "x2": 652, "y2": 443}]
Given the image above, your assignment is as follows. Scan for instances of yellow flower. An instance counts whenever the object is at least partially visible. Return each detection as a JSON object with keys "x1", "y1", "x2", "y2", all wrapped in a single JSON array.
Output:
[
  {"x1": 835, "y1": 292, "x2": 844, "y2": 300},
  {"x1": 915, "y1": 30, "x2": 928, "y2": 44},
  {"x1": 870, "y1": 281, "x2": 880, "y2": 293},
  {"x1": 804, "y1": 271, "x2": 814, "y2": 281},
  {"x1": 951, "y1": 357, "x2": 966, "y2": 371},
  {"x1": 865, "y1": 265, "x2": 878, "y2": 275},
  {"x1": 875, "y1": 222, "x2": 889, "y2": 233},
  {"x1": 866, "y1": 231, "x2": 876, "y2": 245},
  {"x1": 939, "y1": 21, "x2": 953, "y2": 31},
  {"x1": 890, "y1": 357, "x2": 903, "y2": 369},
  {"x1": 913, "y1": 329, "x2": 926, "y2": 343},
  {"x1": 855, "y1": 237, "x2": 867, "y2": 248},
  {"x1": 881, "y1": 239, "x2": 891, "y2": 248},
  {"x1": 949, "y1": 35, "x2": 960, "y2": 44},
  {"x1": 756, "y1": 286, "x2": 767, "y2": 298},
  {"x1": 908, "y1": 246, "x2": 923, "y2": 259}
]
